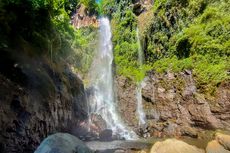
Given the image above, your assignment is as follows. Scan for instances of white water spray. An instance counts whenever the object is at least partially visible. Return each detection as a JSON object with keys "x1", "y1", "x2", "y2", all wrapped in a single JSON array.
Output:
[
  {"x1": 89, "y1": 17, "x2": 136, "y2": 139},
  {"x1": 136, "y1": 28, "x2": 146, "y2": 125}
]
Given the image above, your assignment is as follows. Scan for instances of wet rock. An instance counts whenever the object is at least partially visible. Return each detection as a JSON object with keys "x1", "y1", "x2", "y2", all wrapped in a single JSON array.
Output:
[
  {"x1": 72, "y1": 5, "x2": 98, "y2": 29},
  {"x1": 150, "y1": 139, "x2": 205, "y2": 153},
  {"x1": 188, "y1": 95, "x2": 221, "y2": 129},
  {"x1": 0, "y1": 56, "x2": 88, "y2": 153},
  {"x1": 99, "y1": 129, "x2": 113, "y2": 141},
  {"x1": 215, "y1": 133, "x2": 230, "y2": 150},
  {"x1": 115, "y1": 76, "x2": 138, "y2": 127},
  {"x1": 137, "y1": 125, "x2": 151, "y2": 138},
  {"x1": 184, "y1": 70, "x2": 192, "y2": 75},
  {"x1": 86, "y1": 140, "x2": 151, "y2": 152},
  {"x1": 181, "y1": 126, "x2": 198, "y2": 138},
  {"x1": 114, "y1": 149, "x2": 126, "y2": 153},
  {"x1": 206, "y1": 140, "x2": 230, "y2": 153},
  {"x1": 91, "y1": 114, "x2": 107, "y2": 133},
  {"x1": 133, "y1": 3, "x2": 144, "y2": 15},
  {"x1": 132, "y1": 0, "x2": 153, "y2": 15},
  {"x1": 85, "y1": 132, "x2": 99, "y2": 141},
  {"x1": 72, "y1": 121, "x2": 90, "y2": 140},
  {"x1": 0, "y1": 142, "x2": 4, "y2": 153},
  {"x1": 10, "y1": 95, "x2": 23, "y2": 113},
  {"x1": 35, "y1": 133, "x2": 93, "y2": 153},
  {"x1": 116, "y1": 70, "x2": 230, "y2": 138}
]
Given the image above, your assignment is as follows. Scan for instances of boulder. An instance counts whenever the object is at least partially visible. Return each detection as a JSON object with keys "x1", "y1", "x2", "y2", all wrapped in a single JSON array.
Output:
[
  {"x1": 181, "y1": 126, "x2": 198, "y2": 138},
  {"x1": 99, "y1": 129, "x2": 113, "y2": 141},
  {"x1": 91, "y1": 114, "x2": 107, "y2": 133},
  {"x1": 206, "y1": 140, "x2": 230, "y2": 153},
  {"x1": 215, "y1": 133, "x2": 230, "y2": 150},
  {"x1": 137, "y1": 150, "x2": 148, "y2": 153},
  {"x1": 35, "y1": 133, "x2": 93, "y2": 153},
  {"x1": 150, "y1": 139, "x2": 205, "y2": 153}
]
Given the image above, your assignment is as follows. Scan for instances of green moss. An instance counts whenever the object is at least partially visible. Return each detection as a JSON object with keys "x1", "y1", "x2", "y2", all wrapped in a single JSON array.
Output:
[
  {"x1": 112, "y1": 9, "x2": 147, "y2": 82},
  {"x1": 132, "y1": 0, "x2": 230, "y2": 93},
  {"x1": 151, "y1": 54, "x2": 229, "y2": 94},
  {"x1": 152, "y1": 0, "x2": 167, "y2": 12},
  {"x1": 0, "y1": 0, "x2": 99, "y2": 78}
]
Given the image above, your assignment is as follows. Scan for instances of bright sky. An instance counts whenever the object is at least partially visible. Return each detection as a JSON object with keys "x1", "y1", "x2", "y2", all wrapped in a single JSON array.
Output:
[{"x1": 96, "y1": 0, "x2": 102, "y2": 4}]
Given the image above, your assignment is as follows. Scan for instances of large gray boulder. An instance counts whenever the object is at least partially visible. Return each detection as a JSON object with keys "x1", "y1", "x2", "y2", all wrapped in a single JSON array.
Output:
[
  {"x1": 150, "y1": 139, "x2": 205, "y2": 153},
  {"x1": 35, "y1": 133, "x2": 93, "y2": 153}
]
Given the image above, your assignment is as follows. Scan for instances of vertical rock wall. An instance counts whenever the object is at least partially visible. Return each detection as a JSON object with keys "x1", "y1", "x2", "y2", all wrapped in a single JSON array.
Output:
[
  {"x1": 0, "y1": 51, "x2": 88, "y2": 153},
  {"x1": 116, "y1": 71, "x2": 230, "y2": 138}
]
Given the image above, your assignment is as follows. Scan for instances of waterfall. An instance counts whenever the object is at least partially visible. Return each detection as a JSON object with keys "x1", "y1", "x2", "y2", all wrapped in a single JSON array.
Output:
[
  {"x1": 88, "y1": 17, "x2": 136, "y2": 139},
  {"x1": 136, "y1": 28, "x2": 146, "y2": 125}
]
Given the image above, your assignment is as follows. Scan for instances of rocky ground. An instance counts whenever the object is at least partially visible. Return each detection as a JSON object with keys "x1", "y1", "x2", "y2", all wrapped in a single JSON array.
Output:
[
  {"x1": 116, "y1": 70, "x2": 230, "y2": 138},
  {"x1": 34, "y1": 132, "x2": 230, "y2": 153},
  {"x1": 149, "y1": 132, "x2": 230, "y2": 153}
]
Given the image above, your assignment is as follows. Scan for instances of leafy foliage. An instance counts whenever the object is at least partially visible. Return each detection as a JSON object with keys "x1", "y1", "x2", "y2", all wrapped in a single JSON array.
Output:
[
  {"x1": 80, "y1": 0, "x2": 98, "y2": 13},
  {"x1": 0, "y1": 0, "x2": 98, "y2": 76},
  {"x1": 98, "y1": 0, "x2": 116, "y2": 16},
  {"x1": 111, "y1": 9, "x2": 147, "y2": 82},
  {"x1": 1, "y1": 0, "x2": 229, "y2": 92},
  {"x1": 148, "y1": 0, "x2": 230, "y2": 93},
  {"x1": 110, "y1": 0, "x2": 230, "y2": 93},
  {"x1": 152, "y1": 55, "x2": 229, "y2": 93}
]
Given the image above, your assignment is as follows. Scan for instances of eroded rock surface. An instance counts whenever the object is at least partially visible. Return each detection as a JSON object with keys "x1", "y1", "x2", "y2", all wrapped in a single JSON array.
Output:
[
  {"x1": 115, "y1": 71, "x2": 230, "y2": 137},
  {"x1": 132, "y1": 0, "x2": 153, "y2": 15},
  {"x1": 72, "y1": 4, "x2": 98, "y2": 29}
]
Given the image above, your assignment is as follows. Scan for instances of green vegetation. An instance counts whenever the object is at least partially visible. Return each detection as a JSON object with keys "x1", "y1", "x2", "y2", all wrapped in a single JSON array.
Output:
[
  {"x1": 97, "y1": 0, "x2": 116, "y2": 15},
  {"x1": 0, "y1": 0, "x2": 98, "y2": 75},
  {"x1": 80, "y1": 0, "x2": 98, "y2": 13},
  {"x1": 152, "y1": 55, "x2": 229, "y2": 93},
  {"x1": 110, "y1": 0, "x2": 230, "y2": 93},
  {"x1": 108, "y1": 0, "x2": 149, "y2": 82},
  {"x1": 112, "y1": 9, "x2": 146, "y2": 82},
  {"x1": 72, "y1": 27, "x2": 98, "y2": 74},
  {"x1": 0, "y1": 0, "x2": 229, "y2": 93}
]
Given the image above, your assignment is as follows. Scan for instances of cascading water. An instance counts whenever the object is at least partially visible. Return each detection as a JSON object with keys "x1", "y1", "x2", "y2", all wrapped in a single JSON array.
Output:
[
  {"x1": 136, "y1": 83, "x2": 146, "y2": 125},
  {"x1": 88, "y1": 17, "x2": 136, "y2": 139},
  {"x1": 136, "y1": 28, "x2": 146, "y2": 125}
]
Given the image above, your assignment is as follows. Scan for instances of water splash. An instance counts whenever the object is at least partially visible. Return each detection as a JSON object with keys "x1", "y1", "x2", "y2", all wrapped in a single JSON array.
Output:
[
  {"x1": 136, "y1": 28, "x2": 146, "y2": 125},
  {"x1": 136, "y1": 82, "x2": 146, "y2": 125},
  {"x1": 89, "y1": 17, "x2": 137, "y2": 139}
]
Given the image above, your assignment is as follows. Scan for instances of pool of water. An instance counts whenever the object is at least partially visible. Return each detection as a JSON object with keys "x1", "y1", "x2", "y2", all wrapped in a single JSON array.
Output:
[{"x1": 86, "y1": 130, "x2": 230, "y2": 152}]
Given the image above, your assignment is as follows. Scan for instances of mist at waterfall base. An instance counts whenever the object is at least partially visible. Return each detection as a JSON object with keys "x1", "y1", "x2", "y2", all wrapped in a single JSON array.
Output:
[
  {"x1": 87, "y1": 17, "x2": 137, "y2": 140},
  {"x1": 136, "y1": 28, "x2": 147, "y2": 126}
]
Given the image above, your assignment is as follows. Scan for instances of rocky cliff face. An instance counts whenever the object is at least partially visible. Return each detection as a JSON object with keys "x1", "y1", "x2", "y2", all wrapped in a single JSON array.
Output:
[
  {"x1": 0, "y1": 51, "x2": 88, "y2": 153},
  {"x1": 72, "y1": 5, "x2": 99, "y2": 29},
  {"x1": 132, "y1": 0, "x2": 153, "y2": 15},
  {"x1": 116, "y1": 71, "x2": 230, "y2": 138}
]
